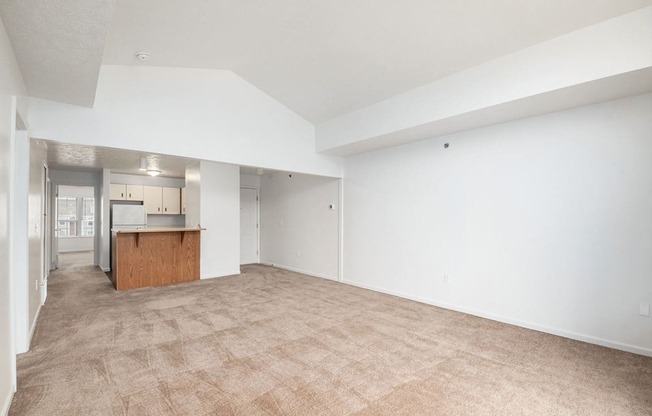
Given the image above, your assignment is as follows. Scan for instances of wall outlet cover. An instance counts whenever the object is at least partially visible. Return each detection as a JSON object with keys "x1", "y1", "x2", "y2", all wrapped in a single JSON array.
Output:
[{"x1": 640, "y1": 302, "x2": 650, "y2": 317}]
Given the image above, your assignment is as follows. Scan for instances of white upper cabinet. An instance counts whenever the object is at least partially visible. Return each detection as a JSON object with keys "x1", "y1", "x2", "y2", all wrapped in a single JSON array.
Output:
[
  {"x1": 143, "y1": 186, "x2": 163, "y2": 214},
  {"x1": 125, "y1": 185, "x2": 144, "y2": 201},
  {"x1": 110, "y1": 184, "x2": 144, "y2": 201},
  {"x1": 143, "y1": 186, "x2": 181, "y2": 215},
  {"x1": 110, "y1": 184, "x2": 126, "y2": 200},
  {"x1": 162, "y1": 187, "x2": 181, "y2": 214}
]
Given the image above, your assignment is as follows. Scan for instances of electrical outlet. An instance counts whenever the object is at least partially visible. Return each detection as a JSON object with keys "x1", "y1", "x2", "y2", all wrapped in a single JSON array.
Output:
[
  {"x1": 296, "y1": 251, "x2": 301, "y2": 257},
  {"x1": 443, "y1": 275, "x2": 450, "y2": 285},
  {"x1": 640, "y1": 302, "x2": 650, "y2": 317}
]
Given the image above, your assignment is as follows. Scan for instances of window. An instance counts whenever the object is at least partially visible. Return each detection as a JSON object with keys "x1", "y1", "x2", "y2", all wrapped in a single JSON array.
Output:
[
  {"x1": 82, "y1": 197, "x2": 95, "y2": 237},
  {"x1": 57, "y1": 196, "x2": 94, "y2": 237}
]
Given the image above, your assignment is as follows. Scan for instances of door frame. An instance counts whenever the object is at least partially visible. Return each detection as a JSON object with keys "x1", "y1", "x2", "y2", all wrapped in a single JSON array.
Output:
[{"x1": 240, "y1": 187, "x2": 260, "y2": 264}]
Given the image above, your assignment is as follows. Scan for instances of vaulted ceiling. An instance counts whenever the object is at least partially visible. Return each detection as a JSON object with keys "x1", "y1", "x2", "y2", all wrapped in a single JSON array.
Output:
[{"x1": 1, "y1": 0, "x2": 651, "y2": 123}]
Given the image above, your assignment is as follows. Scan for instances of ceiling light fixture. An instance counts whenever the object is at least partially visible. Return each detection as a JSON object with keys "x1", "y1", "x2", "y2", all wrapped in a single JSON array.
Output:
[
  {"x1": 135, "y1": 51, "x2": 150, "y2": 61},
  {"x1": 146, "y1": 169, "x2": 161, "y2": 177},
  {"x1": 138, "y1": 157, "x2": 147, "y2": 171}
]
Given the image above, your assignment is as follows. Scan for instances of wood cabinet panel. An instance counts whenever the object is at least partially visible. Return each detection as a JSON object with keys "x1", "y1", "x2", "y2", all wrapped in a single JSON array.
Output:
[{"x1": 112, "y1": 230, "x2": 201, "y2": 290}]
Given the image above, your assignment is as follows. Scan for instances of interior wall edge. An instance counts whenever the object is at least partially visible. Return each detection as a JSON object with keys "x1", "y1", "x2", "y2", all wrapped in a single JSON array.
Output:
[{"x1": 1, "y1": 388, "x2": 14, "y2": 416}]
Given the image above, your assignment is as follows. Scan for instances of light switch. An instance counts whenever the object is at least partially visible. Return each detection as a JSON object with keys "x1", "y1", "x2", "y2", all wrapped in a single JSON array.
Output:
[{"x1": 640, "y1": 302, "x2": 650, "y2": 317}]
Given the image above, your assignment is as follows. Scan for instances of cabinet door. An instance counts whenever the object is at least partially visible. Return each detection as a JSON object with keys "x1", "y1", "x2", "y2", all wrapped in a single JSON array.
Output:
[
  {"x1": 162, "y1": 187, "x2": 181, "y2": 214},
  {"x1": 126, "y1": 185, "x2": 144, "y2": 201},
  {"x1": 181, "y1": 187, "x2": 186, "y2": 214},
  {"x1": 110, "y1": 184, "x2": 126, "y2": 200},
  {"x1": 143, "y1": 186, "x2": 162, "y2": 214}
]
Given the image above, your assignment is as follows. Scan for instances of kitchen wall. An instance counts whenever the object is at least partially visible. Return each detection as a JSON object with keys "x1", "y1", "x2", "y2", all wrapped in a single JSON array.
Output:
[
  {"x1": 260, "y1": 172, "x2": 340, "y2": 280},
  {"x1": 108, "y1": 172, "x2": 186, "y2": 241},
  {"x1": 0, "y1": 12, "x2": 27, "y2": 413},
  {"x1": 343, "y1": 93, "x2": 652, "y2": 356}
]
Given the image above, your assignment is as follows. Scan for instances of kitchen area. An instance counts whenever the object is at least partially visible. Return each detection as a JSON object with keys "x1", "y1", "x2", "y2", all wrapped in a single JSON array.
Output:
[{"x1": 109, "y1": 172, "x2": 205, "y2": 290}]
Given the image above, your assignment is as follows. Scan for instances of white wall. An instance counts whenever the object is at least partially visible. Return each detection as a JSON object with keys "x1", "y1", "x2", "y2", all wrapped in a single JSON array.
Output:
[
  {"x1": 12, "y1": 131, "x2": 28, "y2": 354},
  {"x1": 199, "y1": 161, "x2": 240, "y2": 278},
  {"x1": 260, "y1": 172, "x2": 340, "y2": 280},
  {"x1": 100, "y1": 169, "x2": 110, "y2": 271},
  {"x1": 343, "y1": 93, "x2": 652, "y2": 356},
  {"x1": 185, "y1": 164, "x2": 200, "y2": 228},
  {"x1": 29, "y1": 65, "x2": 343, "y2": 178},
  {"x1": 240, "y1": 173, "x2": 261, "y2": 189},
  {"x1": 1, "y1": 13, "x2": 27, "y2": 414},
  {"x1": 27, "y1": 140, "x2": 46, "y2": 348}
]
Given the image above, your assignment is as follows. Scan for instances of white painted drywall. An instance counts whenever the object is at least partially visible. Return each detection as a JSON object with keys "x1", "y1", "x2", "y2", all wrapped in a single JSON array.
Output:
[
  {"x1": 1, "y1": 13, "x2": 27, "y2": 413},
  {"x1": 343, "y1": 93, "x2": 652, "y2": 356},
  {"x1": 13, "y1": 130, "x2": 29, "y2": 354},
  {"x1": 317, "y1": 7, "x2": 652, "y2": 155},
  {"x1": 260, "y1": 172, "x2": 340, "y2": 280},
  {"x1": 240, "y1": 173, "x2": 261, "y2": 189},
  {"x1": 184, "y1": 164, "x2": 200, "y2": 228},
  {"x1": 27, "y1": 141, "x2": 46, "y2": 345},
  {"x1": 199, "y1": 161, "x2": 240, "y2": 278},
  {"x1": 100, "y1": 169, "x2": 110, "y2": 271},
  {"x1": 28, "y1": 66, "x2": 343, "y2": 178}
]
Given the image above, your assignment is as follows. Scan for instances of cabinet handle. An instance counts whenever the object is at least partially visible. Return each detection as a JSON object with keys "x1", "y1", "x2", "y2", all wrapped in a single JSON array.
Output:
[
  {"x1": 121, "y1": 193, "x2": 124, "y2": 197},
  {"x1": 158, "y1": 207, "x2": 160, "y2": 212},
  {"x1": 165, "y1": 207, "x2": 167, "y2": 212},
  {"x1": 128, "y1": 193, "x2": 131, "y2": 198}
]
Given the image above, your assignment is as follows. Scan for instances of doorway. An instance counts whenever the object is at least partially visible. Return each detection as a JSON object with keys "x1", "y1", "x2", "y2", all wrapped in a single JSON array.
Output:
[
  {"x1": 240, "y1": 187, "x2": 259, "y2": 264},
  {"x1": 55, "y1": 185, "x2": 95, "y2": 268}
]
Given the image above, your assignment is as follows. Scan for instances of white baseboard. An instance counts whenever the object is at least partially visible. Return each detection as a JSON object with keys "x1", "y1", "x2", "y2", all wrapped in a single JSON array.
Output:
[
  {"x1": 1, "y1": 384, "x2": 15, "y2": 416},
  {"x1": 27, "y1": 302, "x2": 42, "y2": 351},
  {"x1": 101, "y1": 267, "x2": 110, "y2": 272},
  {"x1": 200, "y1": 269, "x2": 241, "y2": 280},
  {"x1": 342, "y1": 279, "x2": 652, "y2": 358},
  {"x1": 265, "y1": 263, "x2": 339, "y2": 282}
]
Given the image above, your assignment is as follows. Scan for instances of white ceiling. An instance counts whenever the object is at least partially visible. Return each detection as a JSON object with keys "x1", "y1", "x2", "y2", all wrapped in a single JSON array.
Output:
[
  {"x1": 43, "y1": 140, "x2": 198, "y2": 178},
  {"x1": 43, "y1": 139, "x2": 280, "y2": 178},
  {"x1": 0, "y1": 0, "x2": 115, "y2": 107},
  {"x1": 102, "y1": 0, "x2": 652, "y2": 122},
  {"x1": 1, "y1": 1, "x2": 651, "y2": 121}
]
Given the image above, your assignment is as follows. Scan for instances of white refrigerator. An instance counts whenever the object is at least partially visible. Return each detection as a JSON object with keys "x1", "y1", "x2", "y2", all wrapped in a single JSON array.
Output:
[{"x1": 112, "y1": 205, "x2": 147, "y2": 229}]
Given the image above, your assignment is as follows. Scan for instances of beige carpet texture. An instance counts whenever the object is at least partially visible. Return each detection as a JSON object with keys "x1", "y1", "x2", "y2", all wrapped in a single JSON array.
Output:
[{"x1": 9, "y1": 258, "x2": 652, "y2": 415}]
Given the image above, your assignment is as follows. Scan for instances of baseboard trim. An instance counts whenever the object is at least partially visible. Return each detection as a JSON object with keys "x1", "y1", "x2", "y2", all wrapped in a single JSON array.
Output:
[
  {"x1": 27, "y1": 302, "x2": 42, "y2": 351},
  {"x1": 1, "y1": 387, "x2": 15, "y2": 416},
  {"x1": 201, "y1": 270, "x2": 241, "y2": 280},
  {"x1": 100, "y1": 267, "x2": 110, "y2": 272},
  {"x1": 265, "y1": 263, "x2": 339, "y2": 282},
  {"x1": 342, "y1": 279, "x2": 652, "y2": 358}
]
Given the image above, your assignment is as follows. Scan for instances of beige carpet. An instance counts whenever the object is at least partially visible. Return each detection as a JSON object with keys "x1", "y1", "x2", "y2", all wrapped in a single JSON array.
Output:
[{"x1": 9, "y1": 263, "x2": 652, "y2": 415}]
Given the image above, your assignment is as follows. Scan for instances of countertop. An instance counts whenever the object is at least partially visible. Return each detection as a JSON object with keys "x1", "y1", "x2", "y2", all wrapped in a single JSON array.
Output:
[{"x1": 111, "y1": 227, "x2": 206, "y2": 234}]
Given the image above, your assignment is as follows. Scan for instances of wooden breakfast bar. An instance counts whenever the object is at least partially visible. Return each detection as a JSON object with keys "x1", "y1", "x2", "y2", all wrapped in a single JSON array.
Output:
[{"x1": 111, "y1": 227, "x2": 205, "y2": 290}]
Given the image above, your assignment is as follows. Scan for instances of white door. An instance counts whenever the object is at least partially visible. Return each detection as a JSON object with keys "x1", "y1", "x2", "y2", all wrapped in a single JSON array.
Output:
[{"x1": 240, "y1": 188, "x2": 258, "y2": 264}]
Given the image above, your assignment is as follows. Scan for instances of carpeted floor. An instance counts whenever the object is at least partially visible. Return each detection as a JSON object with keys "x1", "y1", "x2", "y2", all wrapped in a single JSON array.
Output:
[{"x1": 9, "y1": 263, "x2": 652, "y2": 415}]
